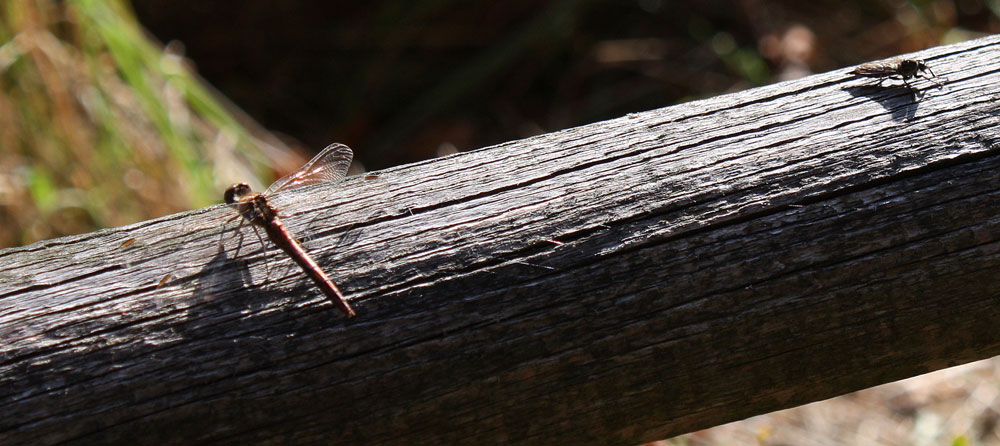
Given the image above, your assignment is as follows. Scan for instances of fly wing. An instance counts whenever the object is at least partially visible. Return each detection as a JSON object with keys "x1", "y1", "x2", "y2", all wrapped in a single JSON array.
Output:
[
  {"x1": 264, "y1": 143, "x2": 354, "y2": 196},
  {"x1": 853, "y1": 61, "x2": 896, "y2": 77}
]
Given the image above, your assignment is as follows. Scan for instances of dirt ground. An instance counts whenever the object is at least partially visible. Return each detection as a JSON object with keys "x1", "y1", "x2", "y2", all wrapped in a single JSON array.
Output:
[{"x1": 662, "y1": 357, "x2": 1000, "y2": 445}]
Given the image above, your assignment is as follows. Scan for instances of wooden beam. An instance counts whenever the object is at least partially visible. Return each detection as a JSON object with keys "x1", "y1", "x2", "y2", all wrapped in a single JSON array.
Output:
[{"x1": 3, "y1": 35, "x2": 1000, "y2": 446}]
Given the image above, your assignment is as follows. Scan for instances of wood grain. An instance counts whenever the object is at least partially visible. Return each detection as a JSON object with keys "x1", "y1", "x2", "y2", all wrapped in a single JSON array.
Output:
[{"x1": 3, "y1": 35, "x2": 1000, "y2": 445}]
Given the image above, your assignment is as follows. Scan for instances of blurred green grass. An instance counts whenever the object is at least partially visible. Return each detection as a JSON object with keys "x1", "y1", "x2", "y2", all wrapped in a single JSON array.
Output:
[{"x1": 0, "y1": 0, "x2": 289, "y2": 247}]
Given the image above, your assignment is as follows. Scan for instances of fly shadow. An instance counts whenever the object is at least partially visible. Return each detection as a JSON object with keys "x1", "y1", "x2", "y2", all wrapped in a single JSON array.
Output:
[{"x1": 842, "y1": 84, "x2": 923, "y2": 122}]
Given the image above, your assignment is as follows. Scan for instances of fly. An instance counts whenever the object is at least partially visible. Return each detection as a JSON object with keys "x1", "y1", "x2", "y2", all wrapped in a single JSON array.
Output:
[
  {"x1": 853, "y1": 58, "x2": 943, "y2": 90},
  {"x1": 224, "y1": 143, "x2": 357, "y2": 317}
]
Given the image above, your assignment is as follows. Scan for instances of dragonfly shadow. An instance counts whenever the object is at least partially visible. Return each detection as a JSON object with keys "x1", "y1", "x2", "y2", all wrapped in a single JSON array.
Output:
[
  {"x1": 169, "y1": 237, "x2": 349, "y2": 360},
  {"x1": 210, "y1": 219, "x2": 352, "y2": 312},
  {"x1": 297, "y1": 217, "x2": 365, "y2": 253},
  {"x1": 842, "y1": 84, "x2": 923, "y2": 122},
  {"x1": 189, "y1": 229, "x2": 277, "y2": 315}
]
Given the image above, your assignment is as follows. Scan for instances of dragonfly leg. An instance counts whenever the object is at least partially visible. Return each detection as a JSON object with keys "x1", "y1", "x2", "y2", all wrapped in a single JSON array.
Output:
[
  {"x1": 247, "y1": 224, "x2": 273, "y2": 280},
  {"x1": 218, "y1": 213, "x2": 245, "y2": 256}
]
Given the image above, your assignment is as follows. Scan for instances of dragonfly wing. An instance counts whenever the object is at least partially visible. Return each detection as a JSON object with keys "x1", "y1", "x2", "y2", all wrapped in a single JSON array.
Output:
[{"x1": 264, "y1": 143, "x2": 354, "y2": 196}]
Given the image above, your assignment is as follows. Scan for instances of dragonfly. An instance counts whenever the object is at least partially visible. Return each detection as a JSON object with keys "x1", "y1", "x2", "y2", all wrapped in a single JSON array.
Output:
[{"x1": 224, "y1": 143, "x2": 357, "y2": 317}]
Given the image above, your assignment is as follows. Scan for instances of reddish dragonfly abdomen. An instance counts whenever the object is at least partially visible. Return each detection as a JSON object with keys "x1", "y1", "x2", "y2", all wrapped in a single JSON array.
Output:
[
  {"x1": 262, "y1": 215, "x2": 357, "y2": 318},
  {"x1": 228, "y1": 189, "x2": 357, "y2": 318}
]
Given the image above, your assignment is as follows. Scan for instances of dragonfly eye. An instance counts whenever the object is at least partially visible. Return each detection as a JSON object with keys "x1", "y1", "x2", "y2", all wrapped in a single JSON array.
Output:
[{"x1": 224, "y1": 183, "x2": 253, "y2": 203}]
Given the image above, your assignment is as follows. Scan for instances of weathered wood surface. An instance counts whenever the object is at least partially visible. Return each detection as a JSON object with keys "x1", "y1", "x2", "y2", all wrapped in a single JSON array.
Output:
[{"x1": 4, "y1": 36, "x2": 1000, "y2": 445}]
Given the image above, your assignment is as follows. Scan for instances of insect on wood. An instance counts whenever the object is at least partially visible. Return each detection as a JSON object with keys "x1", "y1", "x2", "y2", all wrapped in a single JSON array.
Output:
[
  {"x1": 224, "y1": 143, "x2": 358, "y2": 318},
  {"x1": 852, "y1": 58, "x2": 944, "y2": 90}
]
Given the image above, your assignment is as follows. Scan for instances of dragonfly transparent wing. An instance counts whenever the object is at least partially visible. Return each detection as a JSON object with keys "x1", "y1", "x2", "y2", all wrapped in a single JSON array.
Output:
[{"x1": 264, "y1": 143, "x2": 354, "y2": 196}]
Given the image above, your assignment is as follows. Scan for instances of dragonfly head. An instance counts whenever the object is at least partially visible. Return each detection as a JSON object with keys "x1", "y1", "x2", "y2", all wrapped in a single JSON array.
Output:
[{"x1": 224, "y1": 183, "x2": 254, "y2": 204}]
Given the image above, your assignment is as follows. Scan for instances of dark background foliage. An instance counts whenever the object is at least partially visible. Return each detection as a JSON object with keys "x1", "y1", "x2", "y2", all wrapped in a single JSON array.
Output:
[{"x1": 131, "y1": 0, "x2": 995, "y2": 169}]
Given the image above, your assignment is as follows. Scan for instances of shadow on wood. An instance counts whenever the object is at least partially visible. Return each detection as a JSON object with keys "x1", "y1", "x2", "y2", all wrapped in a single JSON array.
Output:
[{"x1": 3, "y1": 36, "x2": 1000, "y2": 445}]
